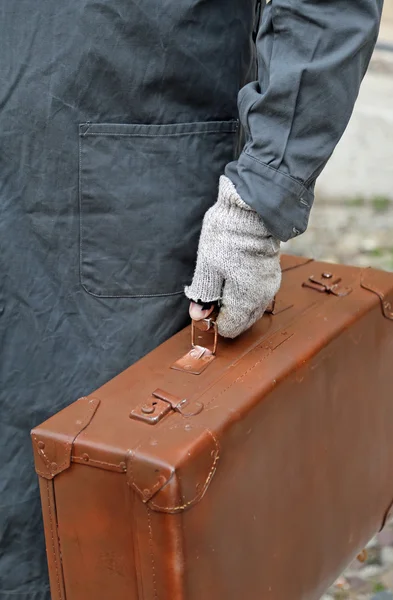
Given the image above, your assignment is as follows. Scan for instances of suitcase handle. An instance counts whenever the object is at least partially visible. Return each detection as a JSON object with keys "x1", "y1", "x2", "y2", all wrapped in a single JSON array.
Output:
[
  {"x1": 172, "y1": 293, "x2": 295, "y2": 375},
  {"x1": 191, "y1": 317, "x2": 218, "y2": 354},
  {"x1": 170, "y1": 316, "x2": 218, "y2": 375}
]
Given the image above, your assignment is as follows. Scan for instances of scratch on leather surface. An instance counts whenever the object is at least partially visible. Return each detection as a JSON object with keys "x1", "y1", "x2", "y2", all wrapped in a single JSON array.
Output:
[{"x1": 72, "y1": 456, "x2": 126, "y2": 471}]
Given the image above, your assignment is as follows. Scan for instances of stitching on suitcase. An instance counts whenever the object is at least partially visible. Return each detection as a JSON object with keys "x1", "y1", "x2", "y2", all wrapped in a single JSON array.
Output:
[
  {"x1": 208, "y1": 291, "x2": 343, "y2": 406},
  {"x1": 148, "y1": 429, "x2": 220, "y2": 513},
  {"x1": 127, "y1": 429, "x2": 219, "y2": 512},
  {"x1": 127, "y1": 450, "x2": 142, "y2": 496},
  {"x1": 36, "y1": 468, "x2": 52, "y2": 478},
  {"x1": 202, "y1": 334, "x2": 295, "y2": 411},
  {"x1": 147, "y1": 507, "x2": 159, "y2": 599},
  {"x1": 182, "y1": 301, "x2": 320, "y2": 420},
  {"x1": 55, "y1": 444, "x2": 72, "y2": 473},
  {"x1": 127, "y1": 451, "x2": 138, "y2": 494},
  {"x1": 46, "y1": 479, "x2": 63, "y2": 600}
]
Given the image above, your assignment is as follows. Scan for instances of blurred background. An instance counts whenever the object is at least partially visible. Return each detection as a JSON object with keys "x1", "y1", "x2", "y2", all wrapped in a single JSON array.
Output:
[
  {"x1": 284, "y1": 2, "x2": 393, "y2": 274},
  {"x1": 286, "y1": 4, "x2": 393, "y2": 599}
]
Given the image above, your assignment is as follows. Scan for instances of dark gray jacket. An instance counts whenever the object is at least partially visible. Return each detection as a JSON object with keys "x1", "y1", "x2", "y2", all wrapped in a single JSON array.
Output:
[{"x1": 0, "y1": 1, "x2": 382, "y2": 598}]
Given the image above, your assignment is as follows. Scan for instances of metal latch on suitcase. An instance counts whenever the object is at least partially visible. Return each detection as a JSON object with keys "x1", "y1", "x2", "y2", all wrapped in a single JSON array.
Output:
[
  {"x1": 303, "y1": 272, "x2": 352, "y2": 297},
  {"x1": 129, "y1": 388, "x2": 204, "y2": 425}
]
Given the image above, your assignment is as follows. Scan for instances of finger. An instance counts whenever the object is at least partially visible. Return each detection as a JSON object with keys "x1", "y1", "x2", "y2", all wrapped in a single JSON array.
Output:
[
  {"x1": 189, "y1": 302, "x2": 215, "y2": 321},
  {"x1": 216, "y1": 277, "x2": 254, "y2": 339},
  {"x1": 217, "y1": 267, "x2": 280, "y2": 338},
  {"x1": 184, "y1": 260, "x2": 224, "y2": 306}
]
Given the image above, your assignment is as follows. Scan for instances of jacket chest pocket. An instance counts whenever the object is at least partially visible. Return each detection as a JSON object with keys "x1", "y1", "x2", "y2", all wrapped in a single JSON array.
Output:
[{"x1": 79, "y1": 120, "x2": 238, "y2": 298}]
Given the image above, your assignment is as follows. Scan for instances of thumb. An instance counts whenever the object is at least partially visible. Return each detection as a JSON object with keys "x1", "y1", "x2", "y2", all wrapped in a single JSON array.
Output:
[{"x1": 189, "y1": 301, "x2": 215, "y2": 321}]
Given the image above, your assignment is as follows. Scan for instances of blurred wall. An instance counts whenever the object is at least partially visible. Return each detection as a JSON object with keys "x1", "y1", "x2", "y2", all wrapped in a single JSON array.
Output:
[{"x1": 315, "y1": 2, "x2": 393, "y2": 202}]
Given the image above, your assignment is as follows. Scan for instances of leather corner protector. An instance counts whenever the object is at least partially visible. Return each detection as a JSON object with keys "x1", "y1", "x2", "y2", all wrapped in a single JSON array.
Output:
[
  {"x1": 126, "y1": 425, "x2": 220, "y2": 514},
  {"x1": 31, "y1": 396, "x2": 100, "y2": 479}
]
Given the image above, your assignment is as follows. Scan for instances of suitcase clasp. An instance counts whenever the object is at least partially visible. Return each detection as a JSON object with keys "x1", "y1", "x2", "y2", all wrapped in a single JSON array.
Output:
[
  {"x1": 302, "y1": 272, "x2": 352, "y2": 297},
  {"x1": 130, "y1": 388, "x2": 204, "y2": 425}
]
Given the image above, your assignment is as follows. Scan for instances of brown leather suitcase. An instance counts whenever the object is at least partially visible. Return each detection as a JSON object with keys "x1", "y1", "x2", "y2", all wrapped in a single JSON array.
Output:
[{"x1": 32, "y1": 255, "x2": 393, "y2": 600}]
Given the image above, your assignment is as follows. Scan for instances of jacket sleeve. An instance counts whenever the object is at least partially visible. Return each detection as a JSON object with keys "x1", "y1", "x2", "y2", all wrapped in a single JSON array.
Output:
[{"x1": 225, "y1": 0, "x2": 383, "y2": 241}]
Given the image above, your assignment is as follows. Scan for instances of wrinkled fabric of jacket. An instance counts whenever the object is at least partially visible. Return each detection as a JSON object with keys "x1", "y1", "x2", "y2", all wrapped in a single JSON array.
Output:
[{"x1": 0, "y1": 0, "x2": 382, "y2": 598}]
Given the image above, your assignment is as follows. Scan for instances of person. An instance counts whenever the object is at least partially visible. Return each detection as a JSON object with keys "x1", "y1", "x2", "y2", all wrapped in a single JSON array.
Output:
[{"x1": 0, "y1": 0, "x2": 383, "y2": 598}]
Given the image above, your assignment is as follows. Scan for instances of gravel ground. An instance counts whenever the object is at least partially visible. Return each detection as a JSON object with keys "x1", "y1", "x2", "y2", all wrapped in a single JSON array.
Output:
[
  {"x1": 321, "y1": 519, "x2": 393, "y2": 600},
  {"x1": 283, "y1": 196, "x2": 393, "y2": 600}
]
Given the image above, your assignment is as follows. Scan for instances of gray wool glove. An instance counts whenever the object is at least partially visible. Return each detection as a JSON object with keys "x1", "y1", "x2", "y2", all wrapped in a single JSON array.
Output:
[{"x1": 185, "y1": 175, "x2": 282, "y2": 339}]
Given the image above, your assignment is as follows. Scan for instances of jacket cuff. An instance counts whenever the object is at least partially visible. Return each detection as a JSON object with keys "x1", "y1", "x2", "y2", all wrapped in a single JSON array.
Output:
[{"x1": 225, "y1": 152, "x2": 314, "y2": 242}]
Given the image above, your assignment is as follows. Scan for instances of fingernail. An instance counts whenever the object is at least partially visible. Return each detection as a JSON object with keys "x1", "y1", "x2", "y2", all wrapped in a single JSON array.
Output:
[{"x1": 189, "y1": 302, "x2": 213, "y2": 321}]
